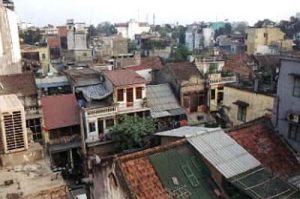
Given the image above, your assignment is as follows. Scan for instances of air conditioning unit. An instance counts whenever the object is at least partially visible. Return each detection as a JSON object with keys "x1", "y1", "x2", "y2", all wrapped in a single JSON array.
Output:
[
  {"x1": 287, "y1": 113, "x2": 300, "y2": 124},
  {"x1": 0, "y1": 95, "x2": 28, "y2": 154}
]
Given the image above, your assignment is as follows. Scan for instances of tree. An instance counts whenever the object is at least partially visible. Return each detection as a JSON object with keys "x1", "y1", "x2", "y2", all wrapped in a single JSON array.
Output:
[
  {"x1": 96, "y1": 22, "x2": 117, "y2": 36},
  {"x1": 168, "y1": 45, "x2": 191, "y2": 62},
  {"x1": 254, "y1": 19, "x2": 275, "y2": 28},
  {"x1": 19, "y1": 29, "x2": 43, "y2": 45},
  {"x1": 214, "y1": 23, "x2": 232, "y2": 38},
  {"x1": 112, "y1": 116, "x2": 156, "y2": 151}
]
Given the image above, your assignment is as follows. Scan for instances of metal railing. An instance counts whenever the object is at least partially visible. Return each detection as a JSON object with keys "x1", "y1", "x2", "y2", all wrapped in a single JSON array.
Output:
[
  {"x1": 86, "y1": 104, "x2": 118, "y2": 117},
  {"x1": 209, "y1": 76, "x2": 236, "y2": 85}
]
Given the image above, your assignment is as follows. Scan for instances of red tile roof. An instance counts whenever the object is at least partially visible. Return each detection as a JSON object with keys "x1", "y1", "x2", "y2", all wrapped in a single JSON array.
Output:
[
  {"x1": 104, "y1": 69, "x2": 147, "y2": 87},
  {"x1": 126, "y1": 57, "x2": 162, "y2": 71},
  {"x1": 47, "y1": 35, "x2": 60, "y2": 48},
  {"x1": 41, "y1": 94, "x2": 80, "y2": 130},
  {"x1": 0, "y1": 73, "x2": 37, "y2": 96},
  {"x1": 167, "y1": 62, "x2": 203, "y2": 81},
  {"x1": 229, "y1": 117, "x2": 300, "y2": 179},
  {"x1": 224, "y1": 54, "x2": 254, "y2": 78},
  {"x1": 116, "y1": 140, "x2": 186, "y2": 199}
]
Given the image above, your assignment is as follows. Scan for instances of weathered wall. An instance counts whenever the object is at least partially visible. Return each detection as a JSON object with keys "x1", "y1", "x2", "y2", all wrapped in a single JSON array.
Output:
[
  {"x1": 22, "y1": 185, "x2": 68, "y2": 199},
  {"x1": 274, "y1": 59, "x2": 300, "y2": 151},
  {"x1": 223, "y1": 86, "x2": 274, "y2": 126},
  {"x1": 0, "y1": 5, "x2": 21, "y2": 75}
]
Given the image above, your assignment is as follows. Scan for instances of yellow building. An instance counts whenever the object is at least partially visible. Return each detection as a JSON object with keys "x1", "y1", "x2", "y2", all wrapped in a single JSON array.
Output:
[
  {"x1": 223, "y1": 85, "x2": 274, "y2": 126},
  {"x1": 245, "y1": 27, "x2": 287, "y2": 54},
  {"x1": 21, "y1": 44, "x2": 50, "y2": 74}
]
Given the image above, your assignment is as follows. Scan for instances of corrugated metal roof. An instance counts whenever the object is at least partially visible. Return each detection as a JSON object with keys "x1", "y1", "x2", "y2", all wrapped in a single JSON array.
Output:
[
  {"x1": 187, "y1": 129, "x2": 261, "y2": 179},
  {"x1": 76, "y1": 84, "x2": 112, "y2": 102},
  {"x1": 0, "y1": 94, "x2": 23, "y2": 111},
  {"x1": 156, "y1": 126, "x2": 219, "y2": 138}
]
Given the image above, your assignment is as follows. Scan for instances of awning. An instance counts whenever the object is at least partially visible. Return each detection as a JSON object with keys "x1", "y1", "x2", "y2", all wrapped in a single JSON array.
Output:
[
  {"x1": 49, "y1": 141, "x2": 81, "y2": 154},
  {"x1": 233, "y1": 100, "x2": 249, "y2": 107}
]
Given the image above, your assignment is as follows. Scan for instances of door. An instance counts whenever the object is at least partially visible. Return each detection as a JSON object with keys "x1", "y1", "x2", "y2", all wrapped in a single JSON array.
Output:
[{"x1": 126, "y1": 88, "x2": 133, "y2": 107}]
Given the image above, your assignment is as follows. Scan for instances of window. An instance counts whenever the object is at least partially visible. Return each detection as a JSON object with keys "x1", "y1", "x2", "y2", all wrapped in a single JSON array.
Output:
[
  {"x1": 263, "y1": 33, "x2": 268, "y2": 38},
  {"x1": 237, "y1": 106, "x2": 247, "y2": 122},
  {"x1": 245, "y1": 34, "x2": 248, "y2": 40},
  {"x1": 136, "y1": 87, "x2": 143, "y2": 99},
  {"x1": 211, "y1": 89, "x2": 215, "y2": 100},
  {"x1": 106, "y1": 118, "x2": 115, "y2": 129},
  {"x1": 26, "y1": 118, "x2": 42, "y2": 141},
  {"x1": 293, "y1": 77, "x2": 300, "y2": 97},
  {"x1": 289, "y1": 124, "x2": 300, "y2": 142},
  {"x1": 42, "y1": 53, "x2": 46, "y2": 60},
  {"x1": 89, "y1": 122, "x2": 96, "y2": 132},
  {"x1": 117, "y1": 89, "x2": 124, "y2": 101}
]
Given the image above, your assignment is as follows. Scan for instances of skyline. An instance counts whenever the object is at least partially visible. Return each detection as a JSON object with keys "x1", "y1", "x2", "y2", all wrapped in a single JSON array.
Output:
[{"x1": 13, "y1": 0, "x2": 300, "y2": 26}]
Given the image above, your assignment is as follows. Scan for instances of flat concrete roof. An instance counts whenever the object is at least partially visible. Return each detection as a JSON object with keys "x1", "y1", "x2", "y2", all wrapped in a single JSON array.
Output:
[{"x1": 0, "y1": 160, "x2": 66, "y2": 198}]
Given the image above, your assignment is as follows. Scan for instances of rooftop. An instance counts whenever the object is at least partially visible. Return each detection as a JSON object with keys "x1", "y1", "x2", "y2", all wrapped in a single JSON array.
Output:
[
  {"x1": 116, "y1": 140, "x2": 219, "y2": 199},
  {"x1": 167, "y1": 62, "x2": 203, "y2": 82},
  {"x1": 64, "y1": 67, "x2": 102, "y2": 87},
  {"x1": 0, "y1": 73, "x2": 37, "y2": 96},
  {"x1": 41, "y1": 94, "x2": 80, "y2": 130},
  {"x1": 0, "y1": 160, "x2": 66, "y2": 198},
  {"x1": 146, "y1": 84, "x2": 184, "y2": 118},
  {"x1": 127, "y1": 57, "x2": 163, "y2": 71},
  {"x1": 229, "y1": 117, "x2": 300, "y2": 179},
  {"x1": 104, "y1": 69, "x2": 147, "y2": 87}
]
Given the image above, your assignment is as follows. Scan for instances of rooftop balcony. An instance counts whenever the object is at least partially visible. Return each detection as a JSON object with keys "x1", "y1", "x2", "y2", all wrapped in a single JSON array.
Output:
[{"x1": 208, "y1": 74, "x2": 236, "y2": 86}]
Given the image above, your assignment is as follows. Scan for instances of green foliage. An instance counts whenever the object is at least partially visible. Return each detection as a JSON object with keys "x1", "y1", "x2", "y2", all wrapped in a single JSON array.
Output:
[
  {"x1": 112, "y1": 116, "x2": 156, "y2": 151},
  {"x1": 96, "y1": 22, "x2": 117, "y2": 36},
  {"x1": 278, "y1": 17, "x2": 300, "y2": 39},
  {"x1": 19, "y1": 29, "x2": 43, "y2": 45},
  {"x1": 254, "y1": 19, "x2": 275, "y2": 28},
  {"x1": 214, "y1": 23, "x2": 232, "y2": 38},
  {"x1": 168, "y1": 45, "x2": 191, "y2": 62}
]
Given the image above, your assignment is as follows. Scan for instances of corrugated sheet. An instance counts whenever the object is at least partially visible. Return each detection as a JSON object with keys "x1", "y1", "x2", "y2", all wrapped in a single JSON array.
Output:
[
  {"x1": 76, "y1": 84, "x2": 112, "y2": 102},
  {"x1": 156, "y1": 126, "x2": 219, "y2": 138},
  {"x1": 147, "y1": 84, "x2": 184, "y2": 118},
  {"x1": 187, "y1": 129, "x2": 261, "y2": 179}
]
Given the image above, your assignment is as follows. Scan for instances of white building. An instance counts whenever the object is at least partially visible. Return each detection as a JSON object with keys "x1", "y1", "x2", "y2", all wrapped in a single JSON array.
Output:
[
  {"x1": 115, "y1": 19, "x2": 150, "y2": 40},
  {"x1": 66, "y1": 19, "x2": 88, "y2": 50},
  {"x1": 185, "y1": 24, "x2": 214, "y2": 52},
  {"x1": 0, "y1": 2, "x2": 21, "y2": 75}
]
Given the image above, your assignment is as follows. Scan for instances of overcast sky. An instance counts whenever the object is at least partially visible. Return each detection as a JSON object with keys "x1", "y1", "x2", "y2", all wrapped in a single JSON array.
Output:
[{"x1": 13, "y1": 0, "x2": 300, "y2": 26}]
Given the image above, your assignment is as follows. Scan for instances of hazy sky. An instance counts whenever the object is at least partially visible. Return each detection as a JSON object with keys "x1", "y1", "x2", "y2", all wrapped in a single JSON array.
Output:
[{"x1": 13, "y1": 0, "x2": 300, "y2": 26}]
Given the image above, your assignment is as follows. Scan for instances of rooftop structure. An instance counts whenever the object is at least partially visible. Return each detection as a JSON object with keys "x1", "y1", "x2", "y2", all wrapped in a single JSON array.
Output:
[
  {"x1": 146, "y1": 84, "x2": 185, "y2": 118},
  {"x1": 116, "y1": 140, "x2": 220, "y2": 199},
  {"x1": 103, "y1": 69, "x2": 148, "y2": 87},
  {"x1": 0, "y1": 160, "x2": 67, "y2": 198},
  {"x1": 41, "y1": 94, "x2": 80, "y2": 130}
]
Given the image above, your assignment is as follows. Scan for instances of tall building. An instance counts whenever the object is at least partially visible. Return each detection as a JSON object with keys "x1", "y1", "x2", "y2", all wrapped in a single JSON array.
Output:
[
  {"x1": 245, "y1": 27, "x2": 293, "y2": 55},
  {"x1": 0, "y1": 1, "x2": 22, "y2": 75},
  {"x1": 273, "y1": 57, "x2": 300, "y2": 152},
  {"x1": 296, "y1": 12, "x2": 300, "y2": 20}
]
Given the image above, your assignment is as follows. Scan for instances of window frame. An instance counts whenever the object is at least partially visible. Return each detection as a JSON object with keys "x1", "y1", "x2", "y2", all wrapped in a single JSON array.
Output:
[
  {"x1": 237, "y1": 105, "x2": 247, "y2": 122},
  {"x1": 88, "y1": 122, "x2": 96, "y2": 133},
  {"x1": 135, "y1": 87, "x2": 143, "y2": 99},
  {"x1": 293, "y1": 77, "x2": 300, "y2": 98},
  {"x1": 288, "y1": 124, "x2": 300, "y2": 142},
  {"x1": 117, "y1": 89, "x2": 124, "y2": 102}
]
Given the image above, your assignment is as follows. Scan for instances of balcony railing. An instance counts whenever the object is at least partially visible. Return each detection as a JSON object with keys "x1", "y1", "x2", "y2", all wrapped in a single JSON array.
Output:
[
  {"x1": 86, "y1": 104, "x2": 118, "y2": 117},
  {"x1": 209, "y1": 76, "x2": 236, "y2": 85}
]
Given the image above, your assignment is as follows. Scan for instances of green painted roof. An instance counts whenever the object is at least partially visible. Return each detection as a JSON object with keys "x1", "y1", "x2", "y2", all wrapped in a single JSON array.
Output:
[
  {"x1": 230, "y1": 167, "x2": 300, "y2": 199},
  {"x1": 149, "y1": 144, "x2": 218, "y2": 199}
]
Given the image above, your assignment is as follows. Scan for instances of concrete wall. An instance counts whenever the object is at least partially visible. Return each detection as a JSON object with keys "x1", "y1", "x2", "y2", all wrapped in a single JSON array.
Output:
[
  {"x1": 0, "y1": 5, "x2": 21, "y2": 75},
  {"x1": 273, "y1": 59, "x2": 300, "y2": 151},
  {"x1": 223, "y1": 86, "x2": 274, "y2": 126}
]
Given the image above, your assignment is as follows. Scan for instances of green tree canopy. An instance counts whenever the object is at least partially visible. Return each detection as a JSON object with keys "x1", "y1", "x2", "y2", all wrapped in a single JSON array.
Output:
[
  {"x1": 19, "y1": 29, "x2": 43, "y2": 45},
  {"x1": 112, "y1": 116, "x2": 156, "y2": 151}
]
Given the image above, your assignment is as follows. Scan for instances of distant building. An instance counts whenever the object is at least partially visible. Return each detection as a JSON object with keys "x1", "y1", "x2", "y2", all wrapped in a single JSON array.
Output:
[
  {"x1": 273, "y1": 57, "x2": 300, "y2": 152},
  {"x1": 0, "y1": 2, "x2": 22, "y2": 75},
  {"x1": 245, "y1": 27, "x2": 293, "y2": 55},
  {"x1": 185, "y1": 24, "x2": 214, "y2": 52},
  {"x1": 115, "y1": 19, "x2": 150, "y2": 40},
  {"x1": 21, "y1": 44, "x2": 50, "y2": 75},
  {"x1": 297, "y1": 12, "x2": 300, "y2": 20}
]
